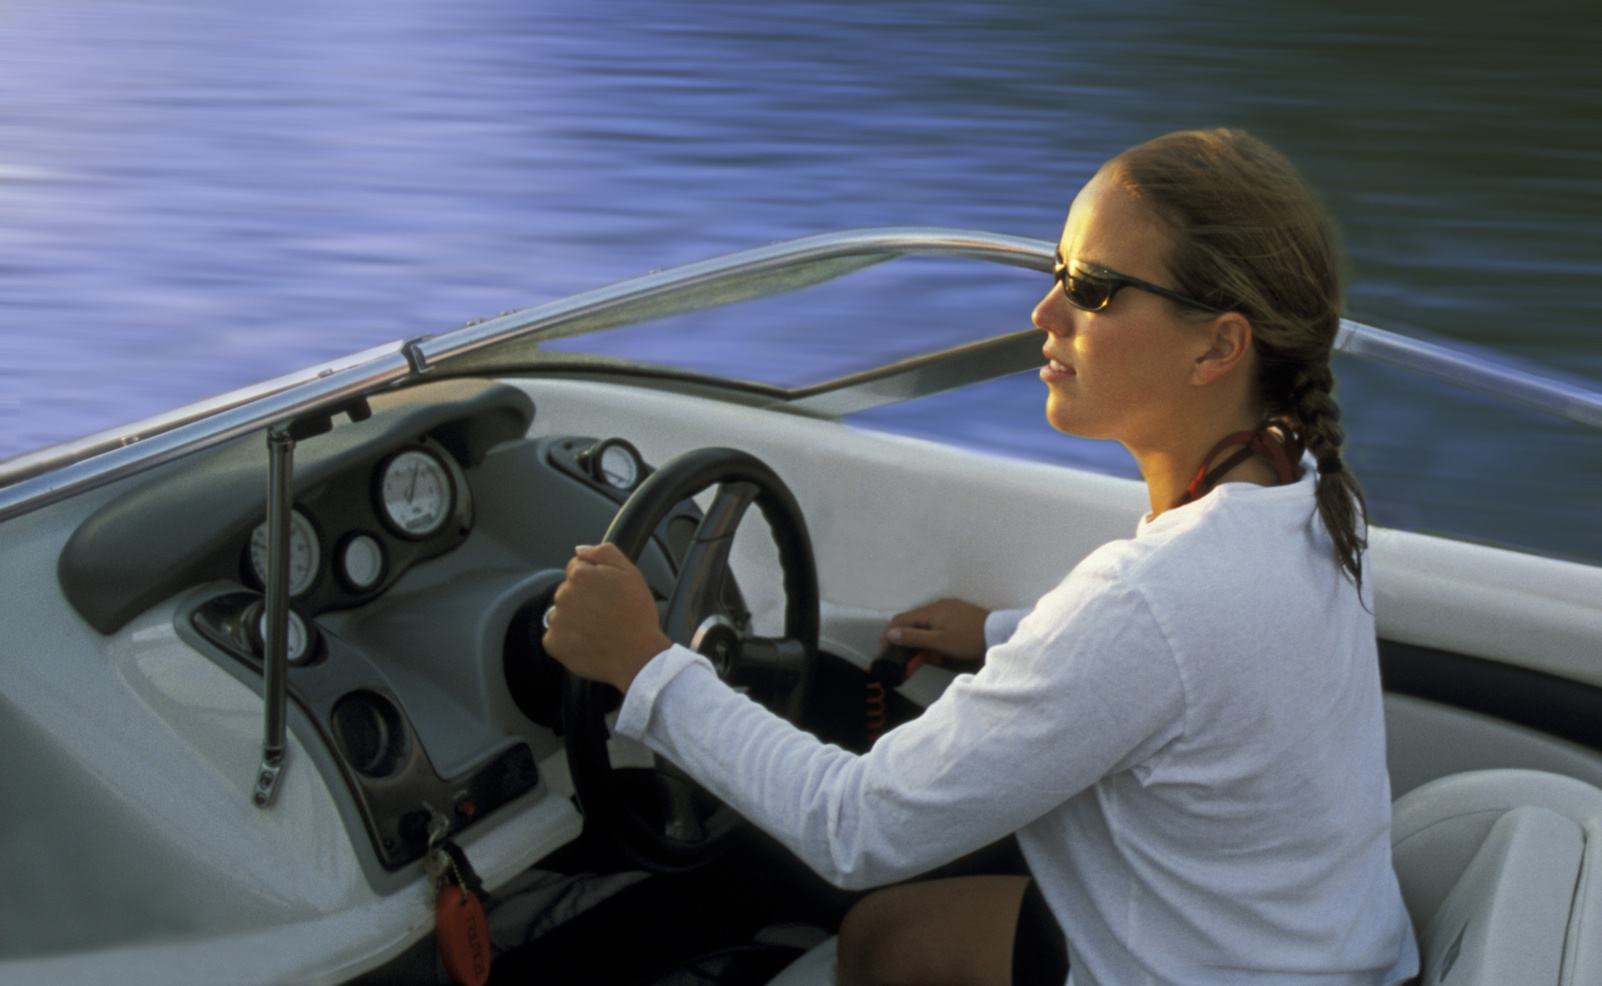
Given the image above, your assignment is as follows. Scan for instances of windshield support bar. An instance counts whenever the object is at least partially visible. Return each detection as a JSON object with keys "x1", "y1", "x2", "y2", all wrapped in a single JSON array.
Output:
[{"x1": 254, "y1": 426, "x2": 294, "y2": 809}]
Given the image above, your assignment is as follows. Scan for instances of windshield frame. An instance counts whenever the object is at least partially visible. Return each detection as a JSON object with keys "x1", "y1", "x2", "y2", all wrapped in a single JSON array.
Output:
[{"x1": 3, "y1": 226, "x2": 1597, "y2": 523}]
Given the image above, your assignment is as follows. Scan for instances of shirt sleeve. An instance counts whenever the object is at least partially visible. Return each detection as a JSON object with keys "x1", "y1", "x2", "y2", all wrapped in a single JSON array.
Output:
[
  {"x1": 614, "y1": 573, "x2": 1185, "y2": 890},
  {"x1": 984, "y1": 606, "x2": 1032, "y2": 647}
]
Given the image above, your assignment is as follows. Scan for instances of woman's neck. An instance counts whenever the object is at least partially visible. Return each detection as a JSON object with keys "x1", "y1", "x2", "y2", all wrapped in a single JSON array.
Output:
[{"x1": 1130, "y1": 421, "x2": 1279, "y2": 519}]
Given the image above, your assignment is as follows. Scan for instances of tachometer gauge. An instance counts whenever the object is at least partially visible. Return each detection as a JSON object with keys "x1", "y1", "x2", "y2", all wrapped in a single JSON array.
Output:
[
  {"x1": 250, "y1": 509, "x2": 321, "y2": 596},
  {"x1": 379, "y1": 449, "x2": 453, "y2": 537},
  {"x1": 579, "y1": 438, "x2": 644, "y2": 491}
]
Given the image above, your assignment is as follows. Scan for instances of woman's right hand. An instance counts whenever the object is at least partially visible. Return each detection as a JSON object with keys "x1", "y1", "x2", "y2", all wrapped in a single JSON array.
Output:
[{"x1": 883, "y1": 598, "x2": 990, "y2": 662}]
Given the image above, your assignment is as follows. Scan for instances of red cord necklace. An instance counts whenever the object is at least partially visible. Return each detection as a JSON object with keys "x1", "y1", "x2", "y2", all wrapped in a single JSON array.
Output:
[{"x1": 1174, "y1": 427, "x2": 1303, "y2": 509}]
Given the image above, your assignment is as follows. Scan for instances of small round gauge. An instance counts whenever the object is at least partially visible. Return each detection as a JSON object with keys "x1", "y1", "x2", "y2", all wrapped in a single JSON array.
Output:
[
  {"x1": 250, "y1": 510, "x2": 321, "y2": 596},
  {"x1": 340, "y1": 533, "x2": 386, "y2": 590},
  {"x1": 598, "y1": 443, "x2": 640, "y2": 490},
  {"x1": 580, "y1": 438, "x2": 644, "y2": 491},
  {"x1": 257, "y1": 609, "x2": 311, "y2": 664},
  {"x1": 380, "y1": 449, "x2": 453, "y2": 537}
]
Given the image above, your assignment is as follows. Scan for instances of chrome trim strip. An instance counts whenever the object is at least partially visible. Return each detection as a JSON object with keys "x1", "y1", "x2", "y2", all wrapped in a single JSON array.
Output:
[
  {"x1": 788, "y1": 314, "x2": 1602, "y2": 426},
  {"x1": 412, "y1": 227, "x2": 1050, "y2": 367},
  {"x1": 771, "y1": 235, "x2": 1602, "y2": 431},
  {"x1": 0, "y1": 350, "x2": 414, "y2": 523},
  {"x1": 777, "y1": 314, "x2": 1602, "y2": 426},
  {"x1": 0, "y1": 340, "x2": 409, "y2": 487},
  {"x1": 0, "y1": 229, "x2": 1044, "y2": 521},
  {"x1": 1334, "y1": 320, "x2": 1602, "y2": 431}
]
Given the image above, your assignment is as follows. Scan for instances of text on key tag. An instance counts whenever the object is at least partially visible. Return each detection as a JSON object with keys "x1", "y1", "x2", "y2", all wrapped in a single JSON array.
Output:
[{"x1": 436, "y1": 881, "x2": 491, "y2": 986}]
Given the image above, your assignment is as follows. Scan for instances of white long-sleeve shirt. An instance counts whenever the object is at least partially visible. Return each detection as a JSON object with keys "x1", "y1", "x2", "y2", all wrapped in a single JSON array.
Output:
[{"x1": 614, "y1": 467, "x2": 1420, "y2": 986}]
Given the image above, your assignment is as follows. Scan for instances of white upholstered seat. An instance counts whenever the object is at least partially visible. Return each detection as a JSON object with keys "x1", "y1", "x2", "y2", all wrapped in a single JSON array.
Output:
[{"x1": 1390, "y1": 769, "x2": 1602, "y2": 986}]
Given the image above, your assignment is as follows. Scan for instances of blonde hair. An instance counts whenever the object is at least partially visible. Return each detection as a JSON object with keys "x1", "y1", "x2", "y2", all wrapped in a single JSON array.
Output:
[{"x1": 1113, "y1": 129, "x2": 1368, "y2": 592}]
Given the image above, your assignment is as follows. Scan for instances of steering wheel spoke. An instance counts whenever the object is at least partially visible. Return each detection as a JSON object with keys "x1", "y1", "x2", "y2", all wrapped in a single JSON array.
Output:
[
  {"x1": 729, "y1": 633, "x2": 810, "y2": 720},
  {"x1": 662, "y1": 481, "x2": 758, "y2": 643},
  {"x1": 731, "y1": 634, "x2": 809, "y2": 676},
  {"x1": 561, "y1": 448, "x2": 818, "y2": 872}
]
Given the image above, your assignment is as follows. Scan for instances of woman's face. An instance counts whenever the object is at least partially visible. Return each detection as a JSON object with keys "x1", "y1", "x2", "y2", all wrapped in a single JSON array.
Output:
[{"x1": 1033, "y1": 168, "x2": 1213, "y2": 452}]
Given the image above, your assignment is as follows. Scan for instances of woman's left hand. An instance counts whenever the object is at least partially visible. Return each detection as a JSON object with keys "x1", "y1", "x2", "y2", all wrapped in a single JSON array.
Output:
[
  {"x1": 542, "y1": 543, "x2": 672, "y2": 694},
  {"x1": 884, "y1": 598, "x2": 990, "y2": 661}
]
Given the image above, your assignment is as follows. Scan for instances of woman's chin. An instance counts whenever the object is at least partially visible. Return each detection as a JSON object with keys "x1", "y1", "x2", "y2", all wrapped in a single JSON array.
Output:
[{"x1": 1045, "y1": 403, "x2": 1089, "y2": 438}]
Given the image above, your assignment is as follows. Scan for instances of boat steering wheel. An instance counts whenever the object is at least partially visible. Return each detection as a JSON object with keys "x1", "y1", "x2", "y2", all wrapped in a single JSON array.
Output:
[{"x1": 561, "y1": 447, "x2": 819, "y2": 872}]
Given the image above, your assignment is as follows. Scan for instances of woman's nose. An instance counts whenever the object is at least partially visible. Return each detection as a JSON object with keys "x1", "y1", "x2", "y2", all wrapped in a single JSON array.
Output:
[{"x1": 1033, "y1": 285, "x2": 1071, "y2": 336}]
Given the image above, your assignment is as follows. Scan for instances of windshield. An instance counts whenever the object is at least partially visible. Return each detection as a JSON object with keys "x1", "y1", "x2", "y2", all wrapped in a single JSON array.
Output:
[
  {"x1": 429, "y1": 228, "x2": 1602, "y2": 569},
  {"x1": 422, "y1": 228, "x2": 1051, "y2": 394},
  {"x1": 536, "y1": 256, "x2": 1043, "y2": 390},
  {"x1": 5, "y1": 228, "x2": 1598, "y2": 569}
]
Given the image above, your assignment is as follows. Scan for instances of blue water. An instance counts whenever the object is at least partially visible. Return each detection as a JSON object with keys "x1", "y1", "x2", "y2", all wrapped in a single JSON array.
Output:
[{"x1": 2, "y1": 0, "x2": 1599, "y2": 563}]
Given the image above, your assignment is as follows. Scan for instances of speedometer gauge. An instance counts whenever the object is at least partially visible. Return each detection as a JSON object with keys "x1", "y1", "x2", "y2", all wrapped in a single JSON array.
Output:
[
  {"x1": 250, "y1": 509, "x2": 321, "y2": 596},
  {"x1": 379, "y1": 449, "x2": 453, "y2": 537}
]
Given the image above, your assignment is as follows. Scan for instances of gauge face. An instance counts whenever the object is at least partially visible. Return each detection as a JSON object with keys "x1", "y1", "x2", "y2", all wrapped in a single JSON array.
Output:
[
  {"x1": 340, "y1": 534, "x2": 385, "y2": 590},
  {"x1": 258, "y1": 609, "x2": 310, "y2": 664},
  {"x1": 380, "y1": 449, "x2": 453, "y2": 537},
  {"x1": 597, "y1": 443, "x2": 640, "y2": 490},
  {"x1": 250, "y1": 510, "x2": 320, "y2": 596}
]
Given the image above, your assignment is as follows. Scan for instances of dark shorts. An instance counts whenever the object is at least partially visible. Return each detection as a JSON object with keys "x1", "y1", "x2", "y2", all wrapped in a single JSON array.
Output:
[{"x1": 1012, "y1": 880, "x2": 1070, "y2": 986}]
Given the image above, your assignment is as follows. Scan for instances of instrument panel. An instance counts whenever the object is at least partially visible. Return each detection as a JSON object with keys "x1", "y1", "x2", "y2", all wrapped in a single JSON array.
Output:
[
  {"x1": 236, "y1": 436, "x2": 473, "y2": 613},
  {"x1": 58, "y1": 379, "x2": 712, "y2": 891}
]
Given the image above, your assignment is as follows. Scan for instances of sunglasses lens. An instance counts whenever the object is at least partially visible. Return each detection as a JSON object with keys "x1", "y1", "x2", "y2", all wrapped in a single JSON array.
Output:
[{"x1": 1061, "y1": 270, "x2": 1111, "y2": 311}]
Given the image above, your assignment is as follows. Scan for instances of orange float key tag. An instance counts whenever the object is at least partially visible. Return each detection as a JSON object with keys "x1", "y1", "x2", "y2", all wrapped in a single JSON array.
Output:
[
  {"x1": 426, "y1": 824, "x2": 492, "y2": 986},
  {"x1": 436, "y1": 881, "x2": 491, "y2": 986}
]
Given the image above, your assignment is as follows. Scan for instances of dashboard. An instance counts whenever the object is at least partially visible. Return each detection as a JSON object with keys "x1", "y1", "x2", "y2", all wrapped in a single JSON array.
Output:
[{"x1": 56, "y1": 378, "x2": 707, "y2": 888}]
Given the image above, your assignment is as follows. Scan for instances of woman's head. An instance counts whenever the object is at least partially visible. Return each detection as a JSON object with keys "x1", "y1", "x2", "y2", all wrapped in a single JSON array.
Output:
[{"x1": 1102, "y1": 129, "x2": 1367, "y2": 588}]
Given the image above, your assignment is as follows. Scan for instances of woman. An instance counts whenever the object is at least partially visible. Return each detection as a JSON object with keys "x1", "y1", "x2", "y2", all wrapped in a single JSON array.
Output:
[{"x1": 543, "y1": 129, "x2": 1420, "y2": 986}]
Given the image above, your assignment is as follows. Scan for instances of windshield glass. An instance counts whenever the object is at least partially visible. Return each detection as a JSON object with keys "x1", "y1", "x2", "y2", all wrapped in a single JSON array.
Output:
[{"x1": 535, "y1": 256, "x2": 1044, "y2": 389}]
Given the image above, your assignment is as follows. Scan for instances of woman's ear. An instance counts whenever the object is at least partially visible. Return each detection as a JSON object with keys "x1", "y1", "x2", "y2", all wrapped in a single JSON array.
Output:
[{"x1": 1192, "y1": 312, "x2": 1254, "y2": 387}]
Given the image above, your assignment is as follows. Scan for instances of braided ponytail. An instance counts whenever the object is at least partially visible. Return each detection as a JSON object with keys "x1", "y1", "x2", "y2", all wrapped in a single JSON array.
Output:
[
  {"x1": 1262, "y1": 352, "x2": 1368, "y2": 593},
  {"x1": 1115, "y1": 129, "x2": 1369, "y2": 594}
]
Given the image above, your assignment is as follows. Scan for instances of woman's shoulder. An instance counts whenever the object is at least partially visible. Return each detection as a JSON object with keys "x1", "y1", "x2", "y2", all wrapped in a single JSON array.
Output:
[
  {"x1": 1140, "y1": 468, "x2": 1324, "y2": 552},
  {"x1": 1085, "y1": 473, "x2": 1352, "y2": 618}
]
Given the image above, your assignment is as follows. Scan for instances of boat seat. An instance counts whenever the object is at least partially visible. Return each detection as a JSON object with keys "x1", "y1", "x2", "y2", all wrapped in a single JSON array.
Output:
[{"x1": 1390, "y1": 768, "x2": 1602, "y2": 986}]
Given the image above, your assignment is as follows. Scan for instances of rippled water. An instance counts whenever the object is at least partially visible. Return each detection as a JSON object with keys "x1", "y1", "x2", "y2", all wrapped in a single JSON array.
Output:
[{"x1": 2, "y1": 0, "x2": 1598, "y2": 562}]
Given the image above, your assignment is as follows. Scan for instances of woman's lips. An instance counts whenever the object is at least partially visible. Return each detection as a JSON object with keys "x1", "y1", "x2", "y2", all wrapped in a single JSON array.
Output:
[{"x1": 1040, "y1": 355, "x2": 1075, "y2": 383}]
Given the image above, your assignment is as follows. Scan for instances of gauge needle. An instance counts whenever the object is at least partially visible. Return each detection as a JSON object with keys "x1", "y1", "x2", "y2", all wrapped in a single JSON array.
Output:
[{"x1": 406, "y1": 464, "x2": 419, "y2": 503}]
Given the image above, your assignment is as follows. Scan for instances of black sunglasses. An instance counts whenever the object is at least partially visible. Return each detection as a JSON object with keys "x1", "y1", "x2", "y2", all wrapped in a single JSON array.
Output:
[{"x1": 1053, "y1": 255, "x2": 1225, "y2": 315}]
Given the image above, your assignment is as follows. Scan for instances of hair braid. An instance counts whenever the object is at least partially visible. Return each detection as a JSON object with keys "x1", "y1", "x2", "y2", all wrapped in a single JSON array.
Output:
[{"x1": 1277, "y1": 354, "x2": 1368, "y2": 594}]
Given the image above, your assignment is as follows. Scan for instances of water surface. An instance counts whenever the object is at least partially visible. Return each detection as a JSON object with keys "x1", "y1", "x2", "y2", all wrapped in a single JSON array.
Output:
[{"x1": 2, "y1": 0, "x2": 1598, "y2": 561}]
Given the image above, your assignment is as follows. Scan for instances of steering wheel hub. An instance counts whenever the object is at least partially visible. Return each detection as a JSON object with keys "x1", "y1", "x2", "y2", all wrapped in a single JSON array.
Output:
[{"x1": 691, "y1": 615, "x2": 742, "y2": 676}]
